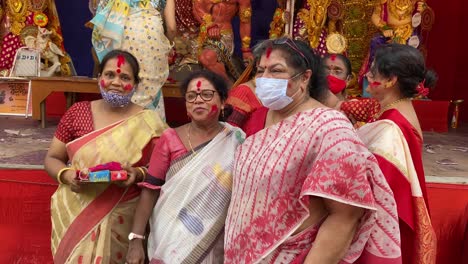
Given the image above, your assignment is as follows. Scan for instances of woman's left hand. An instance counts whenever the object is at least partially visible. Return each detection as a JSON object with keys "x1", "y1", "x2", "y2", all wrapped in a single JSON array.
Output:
[{"x1": 118, "y1": 165, "x2": 140, "y2": 187}]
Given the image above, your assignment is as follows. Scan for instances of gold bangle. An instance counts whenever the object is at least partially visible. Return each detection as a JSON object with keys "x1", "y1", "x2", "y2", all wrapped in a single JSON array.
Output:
[
  {"x1": 57, "y1": 167, "x2": 72, "y2": 184},
  {"x1": 136, "y1": 167, "x2": 146, "y2": 183}
]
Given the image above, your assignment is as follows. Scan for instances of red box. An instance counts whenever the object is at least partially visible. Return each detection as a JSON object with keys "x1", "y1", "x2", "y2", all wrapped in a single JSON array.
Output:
[{"x1": 110, "y1": 170, "x2": 127, "y2": 181}]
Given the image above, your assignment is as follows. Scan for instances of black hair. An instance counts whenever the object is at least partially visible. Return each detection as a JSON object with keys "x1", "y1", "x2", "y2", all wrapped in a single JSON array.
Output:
[
  {"x1": 323, "y1": 53, "x2": 352, "y2": 76},
  {"x1": 372, "y1": 44, "x2": 437, "y2": 98},
  {"x1": 99, "y1": 49, "x2": 141, "y2": 84},
  {"x1": 180, "y1": 70, "x2": 232, "y2": 121},
  {"x1": 253, "y1": 38, "x2": 328, "y2": 102}
]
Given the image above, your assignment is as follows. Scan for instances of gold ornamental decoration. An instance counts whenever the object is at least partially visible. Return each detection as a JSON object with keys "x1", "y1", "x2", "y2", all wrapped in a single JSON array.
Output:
[
  {"x1": 30, "y1": 0, "x2": 48, "y2": 12},
  {"x1": 388, "y1": 0, "x2": 413, "y2": 21},
  {"x1": 6, "y1": 0, "x2": 30, "y2": 35},
  {"x1": 33, "y1": 12, "x2": 49, "y2": 27},
  {"x1": 326, "y1": 32, "x2": 347, "y2": 54}
]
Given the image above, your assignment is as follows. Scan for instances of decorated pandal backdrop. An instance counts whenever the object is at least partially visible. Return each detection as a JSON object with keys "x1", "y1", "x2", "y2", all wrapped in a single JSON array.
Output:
[
  {"x1": 0, "y1": 0, "x2": 72, "y2": 77},
  {"x1": 0, "y1": 0, "x2": 436, "y2": 94}
]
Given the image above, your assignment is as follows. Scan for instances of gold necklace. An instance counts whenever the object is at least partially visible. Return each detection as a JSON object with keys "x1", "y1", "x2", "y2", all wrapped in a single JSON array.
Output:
[
  {"x1": 187, "y1": 123, "x2": 197, "y2": 155},
  {"x1": 186, "y1": 122, "x2": 224, "y2": 155},
  {"x1": 374, "y1": 97, "x2": 410, "y2": 120}
]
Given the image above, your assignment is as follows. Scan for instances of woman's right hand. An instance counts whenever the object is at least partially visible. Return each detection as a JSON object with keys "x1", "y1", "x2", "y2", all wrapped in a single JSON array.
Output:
[
  {"x1": 126, "y1": 239, "x2": 145, "y2": 264},
  {"x1": 62, "y1": 170, "x2": 82, "y2": 193}
]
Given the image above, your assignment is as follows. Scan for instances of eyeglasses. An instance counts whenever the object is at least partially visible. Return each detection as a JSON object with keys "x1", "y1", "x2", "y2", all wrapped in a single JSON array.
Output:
[
  {"x1": 185, "y1": 90, "x2": 217, "y2": 103},
  {"x1": 271, "y1": 37, "x2": 310, "y2": 68},
  {"x1": 324, "y1": 66, "x2": 345, "y2": 77}
]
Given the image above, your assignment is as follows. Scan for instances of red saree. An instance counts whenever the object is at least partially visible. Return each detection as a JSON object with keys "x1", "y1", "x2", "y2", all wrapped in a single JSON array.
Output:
[
  {"x1": 226, "y1": 84, "x2": 263, "y2": 130},
  {"x1": 375, "y1": 109, "x2": 436, "y2": 264}
]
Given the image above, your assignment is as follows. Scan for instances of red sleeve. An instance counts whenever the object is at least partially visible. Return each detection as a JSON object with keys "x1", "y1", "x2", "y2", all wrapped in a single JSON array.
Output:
[
  {"x1": 139, "y1": 133, "x2": 171, "y2": 189},
  {"x1": 55, "y1": 103, "x2": 79, "y2": 143},
  {"x1": 242, "y1": 107, "x2": 268, "y2": 137},
  {"x1": 340, "y1": 98, "x2": 380, "y2": 122}
]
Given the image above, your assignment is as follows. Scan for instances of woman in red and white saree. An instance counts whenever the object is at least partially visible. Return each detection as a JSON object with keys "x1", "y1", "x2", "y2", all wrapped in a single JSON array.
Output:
[
  {"x1": 224, "y1": 38, "x2": 402, "y2": 264},
  {"x1": 44, "y1": 50, "x2": 166, "y2": 263},
  {"x1": 363, "y1": 43, "x2": 437, "y2": 264},
  {"x1": 126, "y1": 70, "x2": 245, "y2": 264}
]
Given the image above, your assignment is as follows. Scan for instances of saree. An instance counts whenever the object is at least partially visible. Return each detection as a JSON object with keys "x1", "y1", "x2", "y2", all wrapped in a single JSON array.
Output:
[
  {"x1": 225, "y1": 108, "x2": 402, "y2": 264},
  {"x1": 357, "y1": 110, "x2": 437, "y2": 264},
  {"x1": 146, "y1": 123, "x2": 245, "y2": 263},
  {"x1": 50, "y1": 110, "x2": 166, "y2": 264},
  {"x1": 225, "y1": 84, "x2": 262, "y2": 130}
]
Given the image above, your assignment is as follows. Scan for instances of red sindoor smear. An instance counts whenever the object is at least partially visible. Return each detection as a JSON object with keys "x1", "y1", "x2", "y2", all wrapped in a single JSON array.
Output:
[
  {"x1": 124, "y1": 84, "x2": 133, "y2": 91},
  {"x1": 117, "y1": 55, "x2": 126, "y2": 67},
  {"x1": 369, "y1": 81, "x2": 381, "y2": 87},
  {"x1": 100, "y1": 80, "x2": 107, "y2": 87},
  {"x1": 210, "y1": 105, "x2": 218, "y2": 116},
  {"x1": 266, "y1": 47, "x2": 272, "y2": 59}
]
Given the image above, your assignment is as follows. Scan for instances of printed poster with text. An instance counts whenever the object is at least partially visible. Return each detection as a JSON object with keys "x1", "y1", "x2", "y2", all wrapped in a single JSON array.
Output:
[{"x1": 0, "y1": 82, "x2": 31, "y2": 116}]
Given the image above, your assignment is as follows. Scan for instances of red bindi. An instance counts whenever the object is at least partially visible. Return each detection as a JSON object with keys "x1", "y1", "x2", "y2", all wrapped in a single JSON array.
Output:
[
  {"x1": 124, "y1": 84, "x2": 133, "y2": 91},
  {"x1": 116, "y1": 68, "x2": 121, "y2": 74},
  {"x1": 330, "y1": 54, "x2": 337, "y2": 61},
  {"x1": 266, "y1": 47, "x2": 272, "y2": 59}
]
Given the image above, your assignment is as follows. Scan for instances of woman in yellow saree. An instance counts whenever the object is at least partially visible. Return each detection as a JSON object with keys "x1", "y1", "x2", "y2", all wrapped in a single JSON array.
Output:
[{"x1": 44, "y1": 50, "x2": 166, "y2": 263}]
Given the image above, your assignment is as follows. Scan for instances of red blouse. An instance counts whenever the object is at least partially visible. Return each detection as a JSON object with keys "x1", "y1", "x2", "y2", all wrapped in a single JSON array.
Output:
[{"x1": 55, "y1": 101, "x2": 94, "y2": 143}]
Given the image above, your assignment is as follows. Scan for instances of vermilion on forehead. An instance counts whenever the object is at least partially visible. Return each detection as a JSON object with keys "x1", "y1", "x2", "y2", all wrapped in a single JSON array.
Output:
[
  {"x1": 117, "y1": 55, "x2": 126, "y2": 68},
  {"x1": 188, "y1": 78, "x2": 212, "y2": 91}
]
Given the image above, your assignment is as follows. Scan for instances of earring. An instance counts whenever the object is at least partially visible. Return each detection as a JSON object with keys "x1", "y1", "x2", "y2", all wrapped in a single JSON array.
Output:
[{"x1": 221, "y1": 107, "x2": 225, "y2": 119}]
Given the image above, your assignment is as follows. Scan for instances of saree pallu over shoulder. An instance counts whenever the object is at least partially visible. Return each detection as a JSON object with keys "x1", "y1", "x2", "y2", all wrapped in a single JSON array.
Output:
[
  {"x1": 51, "y1": 110, "x2": 166, "y2": 263},
  {"x1": 225, "y1": 108, "x2": 402, "y2": 264},
  {"x1": 357, "y1": 120, "x2": 437, "y2": 264},
  {"x1": 147, "y1": 123, "x2": 245, "y2": 264}
]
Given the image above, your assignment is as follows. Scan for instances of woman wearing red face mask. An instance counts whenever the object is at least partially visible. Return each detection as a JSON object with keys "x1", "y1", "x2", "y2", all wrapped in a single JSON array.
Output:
[{"x1": 323, "y1": 54, "x2": 352, "y2": 101}]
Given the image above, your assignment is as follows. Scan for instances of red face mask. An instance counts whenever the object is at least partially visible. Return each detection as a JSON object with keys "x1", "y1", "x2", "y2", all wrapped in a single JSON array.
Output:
[{"x1": 327, "y1": 75, "x2": 347, "y2": 94}]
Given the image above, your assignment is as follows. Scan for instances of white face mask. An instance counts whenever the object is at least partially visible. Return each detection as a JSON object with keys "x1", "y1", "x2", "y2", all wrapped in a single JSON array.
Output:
[{"x1": 255, "y1": 77, "x2": 301, "y2": 110}]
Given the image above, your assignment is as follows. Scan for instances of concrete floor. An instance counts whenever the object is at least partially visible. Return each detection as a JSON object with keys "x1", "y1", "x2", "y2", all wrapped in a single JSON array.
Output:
[{"x1": 1, "y1": 116, "x2": 467, "y2": 184}]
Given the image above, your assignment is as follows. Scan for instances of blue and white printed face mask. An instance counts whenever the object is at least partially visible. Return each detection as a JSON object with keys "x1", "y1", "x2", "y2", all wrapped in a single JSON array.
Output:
[
  {"x1": 99, "y1": 84, "x2": 135, "y2": 108},
  {"x1": 255, "y1": 77, "x2": 301, "y2": 110}
]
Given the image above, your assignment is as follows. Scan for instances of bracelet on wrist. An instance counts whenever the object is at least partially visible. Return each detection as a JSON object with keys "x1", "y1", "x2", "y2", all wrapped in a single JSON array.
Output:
[
  {"x1": 57, "y1": 167, "x2": 72, "y2": 184},
  {"x1": 136, "y1": 167, "x2": 147, "y2": 183}
]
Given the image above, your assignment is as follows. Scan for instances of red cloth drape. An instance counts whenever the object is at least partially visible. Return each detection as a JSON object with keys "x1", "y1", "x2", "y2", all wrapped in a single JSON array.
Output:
[
  {"x1": 1, "y1": 174, "x2": 467, "y2": 263},
  {"x1": 0, "y1": 170, "x2": 56, "y2": 264},
  {"x1": 426, "y1": 0, "x2": 468, "y2": 122}
]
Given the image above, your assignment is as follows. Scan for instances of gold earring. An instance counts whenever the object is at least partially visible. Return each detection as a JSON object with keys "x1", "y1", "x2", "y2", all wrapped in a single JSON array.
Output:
[{"x1": 221, "y1": 107, "x2": 225, "y2": 119}]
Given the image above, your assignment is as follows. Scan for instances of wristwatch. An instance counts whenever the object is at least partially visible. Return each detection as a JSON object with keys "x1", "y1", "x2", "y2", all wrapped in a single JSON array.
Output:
[{"x1": 128, "y1": 232, "x2": 145, "y2": 241}]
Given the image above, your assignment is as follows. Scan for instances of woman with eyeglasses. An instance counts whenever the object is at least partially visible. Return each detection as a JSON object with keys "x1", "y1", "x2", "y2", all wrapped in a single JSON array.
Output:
[
  {"x1": 322, "y1": 54, "x2": 381, "y2": 126},
  {"x1": 356, "y1": 43, "x2": 437, "y2": 264},
  {"x1": 224, "y1": 38, "x2": 402, "y2": 264},
  {"x1": 323, "y1": 53, "x2": 352, "y2": 101},
  {"x1": 126, "y1": 70, "x2": 245, "y2": 264}
]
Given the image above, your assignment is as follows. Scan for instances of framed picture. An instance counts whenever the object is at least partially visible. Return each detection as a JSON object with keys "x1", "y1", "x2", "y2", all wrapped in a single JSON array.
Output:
[{"x1": 0, "y1": 79, "x2": 32, "y2": 116}]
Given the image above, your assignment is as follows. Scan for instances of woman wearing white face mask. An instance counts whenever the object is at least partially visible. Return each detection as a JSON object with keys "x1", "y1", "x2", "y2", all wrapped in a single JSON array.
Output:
[{"x1": 224, "y1": 38, "x2": 402, "y2": 264}]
